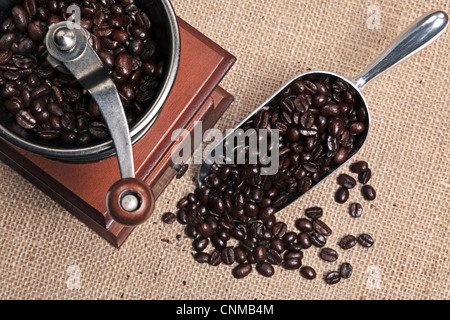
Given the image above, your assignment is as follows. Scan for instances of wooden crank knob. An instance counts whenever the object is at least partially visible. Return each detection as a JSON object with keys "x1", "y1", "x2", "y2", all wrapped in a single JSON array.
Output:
[{"x1": 106, "y1": 178, "x2": 155, "y2": 226}]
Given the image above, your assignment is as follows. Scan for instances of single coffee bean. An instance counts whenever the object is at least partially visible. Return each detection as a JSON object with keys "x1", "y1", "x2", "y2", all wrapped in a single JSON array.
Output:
[
  {"x1": 234, "y1": 247, "x2": 247, "y2": 264},
  {"x1": 297, "y1": 232, "x2": 312, "y2": 249},
  {"x1": 319, "y1": 248, "x2": 338, "y2": 262},
  {"x1": 232, "y1": 263, "x2": 252, "y2": 279},
  {"x1": 349, "y1": 203, "x2": 363, "y2": 218},
  {"x1": 339, "y1": 263, "x2": 353, "y2": 279},
  {"x1": 267, "y1": 249, "x2": 283, "y2": 266},
  {"x1": 361, "y1": 185, "x2": 376, "y2": 201},
  {"x1": 115, "y1": 53, "x2": 132, "y2": 77},
  {"x1": 357, "y1": 234, "x2": 374, "y2": 248},
  {"x1": 221, "y1": 247, "x2": 235, "y2": 265},
  {"x1": 337, "y1": 174, "x2": 357, "y2": 189},
  {"x1": 295, "y1": 218, "x2": 313, "y2": 232},
  {"x1": 325, "y1": 271, "x2": 341, "y2": 285},
  {"x1": 313, "y1": 219, "x2": 332, "y2": 237},
  {"x1": 253, "y1": 246, "x2": 267, "y2": 263},
  {"x1": 184, "y1": 225, "x2": 198, "y2": 239},
  {"x1": 161, "y1": 212, "x2": 176, "y2": 224},
  {"x1": 359, "y1": 168, "x2": 372, "y2": 185},
  {"x1": 335, "y1": 187, "x2": 349, "y2": 204},
  {"x1": 12, "y1": 6, "x2": 29, "y2": 33},
  {"x1": 350, "y1": 161, "x2": 368, "y2": 173},
  {"x1": 198, "y1": 222, "x2": 214, "y2": 237},
  {"x1": 193, "y1": 252, "x2": 209, "y2": 264},
  {"x1": 256, "y1": 262, "x2": 275, "y2": 277},
  {"x1": 283, "y1": 257, "x2": 302, "y2": 270},
  {"x1": 192, "y1": 237, "x2": 209, "y2": 252},
  {"x1": 300, "y1": 266, "x2": 316, "y2": 280},
  {"x1": 282, "y1": 231, "x2": 297, "y2": 244},
  {"x1": 16, "y1": 110, "x2": 36, "y2": 129},
  {"x1": 209, "y1": 250, "x2": 222, "y2": 266},
  {"x1": 310, "y1": 231, "x2": 326, "y2": 248},
  {"x1": 270, "y1": 238, "x2": 285, "y2": 253},
  {"x1": 272, "y1": 222, "x2": 287, "y2": 239},
  {"x1": 305, "y1": 207, "x2": 323, "y2": 219},
  {"x1": 339, "y1": 235, "x2": 357, "y2": 250}
]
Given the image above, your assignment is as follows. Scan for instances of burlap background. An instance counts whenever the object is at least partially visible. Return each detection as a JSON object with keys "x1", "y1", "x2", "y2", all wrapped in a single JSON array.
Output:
[{"x1": 0, "y1": 0, "x2": 449, "y2": 300}]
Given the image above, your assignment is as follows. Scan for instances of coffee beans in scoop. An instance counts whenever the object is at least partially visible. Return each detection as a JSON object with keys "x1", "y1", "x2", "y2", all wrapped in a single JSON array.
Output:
[
  {"x1": 162, "y1": 73, "x2": 375, "y2": 285},
  {"x1": 0, "y1": 0, "x2": 165, "y2": 144}
]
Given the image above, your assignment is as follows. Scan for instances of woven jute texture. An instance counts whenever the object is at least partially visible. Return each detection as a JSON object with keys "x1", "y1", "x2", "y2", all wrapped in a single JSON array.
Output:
[{"x1": 1, "y1": 0, "x2": 449, "y2": 300}]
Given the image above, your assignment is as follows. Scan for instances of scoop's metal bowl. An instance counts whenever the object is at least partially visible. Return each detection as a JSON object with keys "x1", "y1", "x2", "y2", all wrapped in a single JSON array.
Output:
[{"x1": 0, "y1": 0, "x2": 181, "y2": 163}]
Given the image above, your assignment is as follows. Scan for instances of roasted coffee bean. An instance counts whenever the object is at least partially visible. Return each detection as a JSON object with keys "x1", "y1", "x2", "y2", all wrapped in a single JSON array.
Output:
[
  {"x1": 335, "y1": 187, "x2": 349, "y2": 204},
  {"x1": 192, "y1": 237, "x2": 209, "y2": 252},
  {"x1": 254, "y1": 246, "x2": 267, "y2": 263},
  {"x1": 339, "y1": 235, "x2": 357, "y2": 250},
  {"x1": 300, "y1": 266, "x2": 316, "y2": 280},
  {"x1": 361, "y1": 185, "x2": 376, "y2": 201},
  {"x1": 232, "y1": 263, "x2": 252, "y2": 279},
  {"x1": 193, "y1": 252, "x2": 209, "y2": 264},
  {"x1": 270, "y1": 238, "x2": 285, "y2": 253},
  {"x1": 272, "y1": 222, "x2": 287, "y2": 239},
  {"x1": 234, "y1": 247, "x2": 247, "y2": 264},
  {"x1": 319, "y1": 248, "x2": 338, "y2": 262},
  {"x1": 282, "y1": 232, "x2": 297, "y2": 244},
  {"x1": 350, "y1": 161, "x2": 368, "y2": 173},
  {"x1": 295, "y1": 218, "x2": 313, "y2": 232},
  {"x1": 16, "y1": 110, "x2": 36, "y2": 129},
  {"x1": 349, "y1": 202, "x2": 363, "y2": 218},
  {"x1": 324, "y1": 271, "x2": 341, "y2": 285},
  {"x1": 221, "y1": 247, "x2": 235, "y2": 265},
  {"x1": 310, "y1": 231, "x2": 326, "y2": 248},
  {"x1": 305, "y1": 207, "x2": 323, "y2": 219},
  {"x1": 339, "y1": 263, "x2": 353, "y2": 279},
  {"x1": 267, "y1": 249, "x2": 283, "y2": 265},
  {"x1": 161, "y1": 212, "x2": 176, "y2": 224},
  {"x1": 297, "y1": 232, "x2": 312, "y2": 249},
  {"x1": 359, "y1": 168, "x2": 372, "y2": 185},
  {"x1": 198, "y1": 222, "x2": 214, "y2": 238},
  {"x1": 256, "y1": 262, "x2": 275, "y2": 277},
  {"x1": 184, "y1": 225, "x2": 198, "y2": 239},
  {"x1": 357, "y1": 234, "x2": 374, "y2": 248},
  {"x1": 283, "y1": 257, "x2": 302, "y2": 270},
  {"x1": 313, "y1": 219, "x2": 332, "y2": 237},
  {"x1": 12, "y1": 6, "x2": 29, "y2": 33},
  {"x1": 337, "y1": 174, "x2": 357, "y2": 189},
  {"x1": 209, "y1": 250, "x2": 222, "y2": 266},
  {"x1": 89, "y1": 121, "x2": 109, "y2": 139}
]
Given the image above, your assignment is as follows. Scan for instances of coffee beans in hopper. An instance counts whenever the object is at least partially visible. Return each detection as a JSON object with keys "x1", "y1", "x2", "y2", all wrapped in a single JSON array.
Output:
[
  {"x1": 162, "y1": 73, "x2": 377, "y2": 284},
  {"x1": 0, "y1": 0, "x2": 165, "y2": 144}
]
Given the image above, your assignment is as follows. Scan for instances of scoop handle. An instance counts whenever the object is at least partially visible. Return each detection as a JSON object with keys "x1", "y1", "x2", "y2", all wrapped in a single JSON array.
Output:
[
  {"x1": 106, "y1": 178, "x2": 155, "y2": 226},
  {"x1": 354, "y1": 10, "x2": 448, "y2": 89}
]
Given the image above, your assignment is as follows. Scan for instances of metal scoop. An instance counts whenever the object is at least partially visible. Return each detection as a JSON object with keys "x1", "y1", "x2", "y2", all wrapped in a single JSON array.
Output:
[
  {"x1": 199, "y1": 11, "x2": 448, "y2": 211},
  {"x1": 45, "y1": 22, "x2": 154, "y2": 226}
]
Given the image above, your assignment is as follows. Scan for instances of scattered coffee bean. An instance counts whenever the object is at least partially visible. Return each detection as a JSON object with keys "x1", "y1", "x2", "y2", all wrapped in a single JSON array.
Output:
[
  {"x1": 357, "y1": 234, "x2": 374, "y2": 248},
  {"x1": 305, "y1": 206, "x2": 323, "y2": 219},
  {"x1": 232, "y1": 263, "x2": 252, "y2": 279},
  {"x1": 256, "y1": 262, "x2": 275, "y2": 277},
  {"x1": 313, "y1": 219, "x2": 332, "y2": 237},
  {"x1": 335, "y1": 187, "x2": 350, "y2": 204},
  {"x1": 300, "y1": 266, "x2": 316, "y2": 280},
  {"x1": 349, "y1": 203, "x2": 363, "y2": 218},
  {"x1": 324, "y1": 271, "x2": 341, "y2": 285},
  {"x1": 337, "y1": 174, "x2": 357, "y2": 189},
  {"x1": 339, "y1": 263, "x2": 353, "y2": 279},
  {"x1": 359, "y1": 168, "x2": 372, "y2": 185},
  {"x1": 339, "y1": 235, "x2": 357, "y2": 250},
  {"x1": 161, "y1": 212, "x2": 176, "y2": 224},
  {"x1": 361, "y1": 185, "x2": 376, "y2": 201},
  {"x1": 319, "y1": 248, "x2": 339, "y2": 262},
  {"x1": 350, "y1": 161, "x2": 368, "y2": 174}
]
